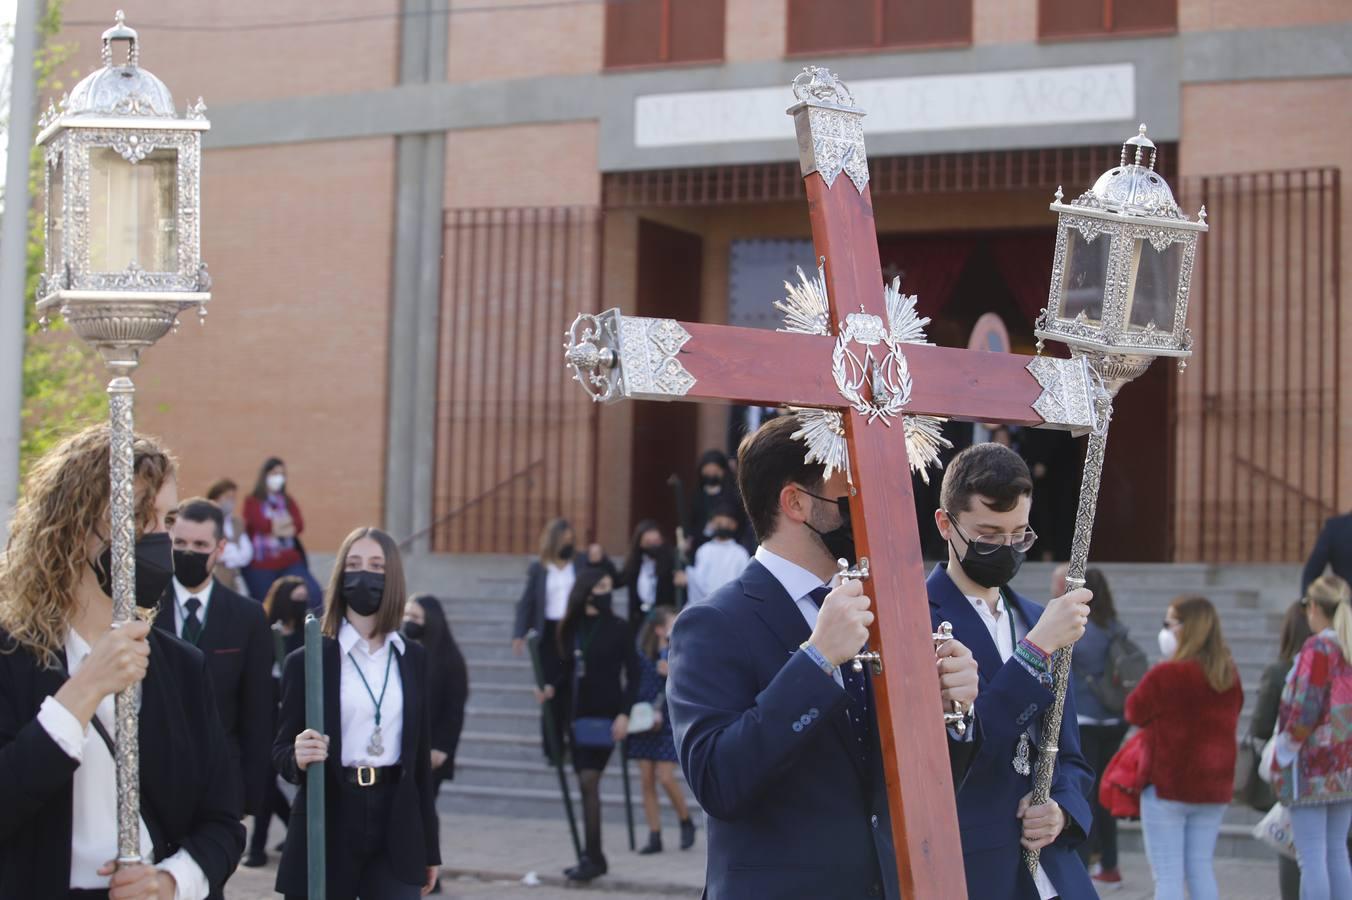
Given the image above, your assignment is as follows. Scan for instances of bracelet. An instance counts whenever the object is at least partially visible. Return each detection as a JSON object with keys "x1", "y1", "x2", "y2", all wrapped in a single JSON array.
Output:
[
  {"x1": 1014, "y1": 640, "x2": 1051, "y2": 673},
  {"x1": 1021, "y1": 637, "x2": 1052, "y2": 661},
  {"x1": 799, "y1": 642, "x2": 839, "y2": 678}
]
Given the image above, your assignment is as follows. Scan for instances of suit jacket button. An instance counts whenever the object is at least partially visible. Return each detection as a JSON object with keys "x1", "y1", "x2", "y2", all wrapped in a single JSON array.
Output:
[
  {"x1": 868, "y1": 883, "x2": 882, "y2": 896},
  {"x1": 799, "y1": 714, "x2": 812, "y2": 726},
  {"x1": 871, "y1": 814, "x2": 879, "y2": 828},
  {"x1": 792, "y1": 722, "x2": 804, "y2": 733},
  {"x1": 809, "y1": 707, "x2": 820, "y2": 718}
]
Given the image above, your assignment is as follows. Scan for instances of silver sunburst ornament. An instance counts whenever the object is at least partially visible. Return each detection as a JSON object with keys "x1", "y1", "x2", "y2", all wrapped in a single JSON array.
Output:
[{"x1": 777, "y1": 265, "x2": 951, "y2": 484}]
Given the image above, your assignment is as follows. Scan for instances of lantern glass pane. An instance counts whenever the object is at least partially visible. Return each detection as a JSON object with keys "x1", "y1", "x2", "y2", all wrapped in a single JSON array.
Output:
[
  {"x1": 89, "y1": 147, "x2": 178, "y2": 273},
  {"x1": 1060, "y1": 227, "x2": 1110, "y2": 323},
  {"x1": 48, "y1": 158, "x2": 64, "y2": 278},
  {"x1": 1127, "y1": 238, "x2": 1182, "y2": 332}
]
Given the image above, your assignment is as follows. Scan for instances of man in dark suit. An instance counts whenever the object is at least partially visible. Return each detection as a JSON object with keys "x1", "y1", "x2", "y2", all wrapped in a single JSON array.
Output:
[
  {"x1": 1303, "y1": 511, "x2": 1352, "y2": 593},
  {"x1": 927, "y1": 443, "x2": 1096, "y2": 899},
  {"x1": 667, "y1": 414, "x2": 980, "y2": 900},
  {"x1": 158, "y1": 497, "x2": 275, "y2": 859}
]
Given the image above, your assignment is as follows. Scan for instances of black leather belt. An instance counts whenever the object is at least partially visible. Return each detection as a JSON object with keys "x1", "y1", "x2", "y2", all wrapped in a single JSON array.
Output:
[{"x1": 341, "y1": 765, "x2": 401, "y2": 787}]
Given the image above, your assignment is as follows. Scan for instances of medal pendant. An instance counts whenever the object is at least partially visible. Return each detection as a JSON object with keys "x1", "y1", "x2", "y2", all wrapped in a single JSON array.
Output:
[
  {"x1": 367, "y1": 726, "x2": 384, "y2": 757},
  {"x1": 1013, "y1": 730, "x2": 1032, "y2": 776}
]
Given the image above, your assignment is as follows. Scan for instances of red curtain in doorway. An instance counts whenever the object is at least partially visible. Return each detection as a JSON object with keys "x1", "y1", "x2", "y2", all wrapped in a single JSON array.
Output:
[
  {"x1": 988, "y1": 231, "x2": 1057, "y2": 324},
  {"x1": 876, "y1": 235, "x2": 978, "y2": 321}
]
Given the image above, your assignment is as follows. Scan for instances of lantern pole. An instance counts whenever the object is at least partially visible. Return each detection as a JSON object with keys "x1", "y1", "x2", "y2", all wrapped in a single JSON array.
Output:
[
  {"x1": 33, "y1": 10, "x2": 210, "y2": 864},
  {"x1": 1023, "y1": 126, "x2": 1206, "y2": 876}
]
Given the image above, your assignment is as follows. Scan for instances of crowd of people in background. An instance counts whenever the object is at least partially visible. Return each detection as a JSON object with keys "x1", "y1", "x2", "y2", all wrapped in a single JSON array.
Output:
[{"x1": 2, "y1": 422, "x2": 1348, "y2": 898}]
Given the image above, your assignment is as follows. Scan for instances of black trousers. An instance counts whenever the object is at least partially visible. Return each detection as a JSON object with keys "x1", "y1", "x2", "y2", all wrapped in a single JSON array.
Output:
[
  {"x1": 287, "y1": 780, "x2": 422, "y2": 900},
  {"x1": 248, "y1": 776, "x2": 292, "y2": 856},
  {"x1": 1077, "y1": 721, "x2": 1129, "y2": 871}
]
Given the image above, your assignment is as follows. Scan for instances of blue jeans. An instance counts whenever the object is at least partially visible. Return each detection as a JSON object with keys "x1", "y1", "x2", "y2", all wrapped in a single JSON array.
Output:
[
  {"x1": 1139, "y1": 785, "x2": 1225, "y2": 900},
  {"x1": 1289, "y1": 801, "x2": 1352, "y2": 900}
]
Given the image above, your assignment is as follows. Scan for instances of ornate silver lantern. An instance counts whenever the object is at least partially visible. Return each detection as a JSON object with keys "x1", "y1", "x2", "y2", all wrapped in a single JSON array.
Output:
[
  {"x1": 1024, "y1": 125, "x2": 1206, "y2": 876},
  {"x1": 1035, "y1": 124, "x2": 1207, "y2": 384},
  {"x1": 34, "y1": 10, "x2": 210, "y2": 866}
]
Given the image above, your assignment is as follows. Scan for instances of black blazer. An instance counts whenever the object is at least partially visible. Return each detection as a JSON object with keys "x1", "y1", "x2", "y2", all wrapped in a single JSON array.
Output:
[
  {"x1": 155, "y1": 579, "x2": 274, "y2": 816},
  {"x1": 512, "y1": 557, "x2": 585, "y2": 639},
  {"x1": 428, "y1": 631, "x2": 469, "y2": 781},
  {"x1": 1303, "y1": 512, "x2": 1352, "y2": 593},
  {"x1": 273, "y1": 635, "x2": 441, "y2": 895},
  {"x1": 617, "y1": 546, "x2": 677, "y2": 621},
  {"x1": 0, "y1": 628, "x2": 245, "y2": 899}
]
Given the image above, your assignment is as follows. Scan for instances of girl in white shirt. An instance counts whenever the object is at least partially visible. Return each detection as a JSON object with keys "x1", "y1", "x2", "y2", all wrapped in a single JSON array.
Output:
[{"x1": 281, "y1": 527, "x2": 440, "y2": 899}]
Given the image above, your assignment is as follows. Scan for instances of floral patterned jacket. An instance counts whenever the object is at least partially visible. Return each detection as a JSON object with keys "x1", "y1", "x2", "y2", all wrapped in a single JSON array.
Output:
[{"x1": 1274, "y1": 631, "x2": 1352, "y2": 806}]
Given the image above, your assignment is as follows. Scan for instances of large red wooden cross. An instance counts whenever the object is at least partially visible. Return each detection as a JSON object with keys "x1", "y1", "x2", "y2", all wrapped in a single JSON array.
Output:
[{"x1": 564, "y1": 67, "x2": 1097, "y2": 897}]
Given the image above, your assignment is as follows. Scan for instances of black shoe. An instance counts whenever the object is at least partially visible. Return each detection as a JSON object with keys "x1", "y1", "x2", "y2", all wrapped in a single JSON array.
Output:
[
  {"x1": 680, "y1": 818, "x2": 697, "y2": 850},
  {"x1": 638, "y1": 831, "x2": 663, "y2": 855},
  {"x1": 241, "y1": 851, "x2": 268, "y2": 868},
  {"x1": 565, "y1": 856, "x2": 608, "y2": 882}
]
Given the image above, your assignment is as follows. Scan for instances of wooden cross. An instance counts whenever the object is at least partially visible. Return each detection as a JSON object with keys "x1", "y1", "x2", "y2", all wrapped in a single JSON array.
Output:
[{"x1": 564, "y1": 67, "x2": 1097, "y2": 898}]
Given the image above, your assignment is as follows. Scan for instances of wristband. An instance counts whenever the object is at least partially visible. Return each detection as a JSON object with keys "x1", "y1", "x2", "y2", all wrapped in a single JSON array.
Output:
[
  {"x1": 799, "y1": 642, "x2": 839, "y2": 678},
  {"x1": 1014, "y1": 640, "x2": 1051, "y2": 673},
  {"x1": 1021, "y1": 637, "x2": 1052, "y2": 661}
]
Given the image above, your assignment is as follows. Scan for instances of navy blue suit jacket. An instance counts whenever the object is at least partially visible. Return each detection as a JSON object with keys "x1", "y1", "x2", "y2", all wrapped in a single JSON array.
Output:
[
  {"x1": 669, "y1": 559, "x2": 967, "y2": 900},
  {"x1": 1303, "y1": 512, "x2": 1352, "y2": 593},
  {"x1": 927, "y1": 564, "x2": 1095, "y2": 900}
]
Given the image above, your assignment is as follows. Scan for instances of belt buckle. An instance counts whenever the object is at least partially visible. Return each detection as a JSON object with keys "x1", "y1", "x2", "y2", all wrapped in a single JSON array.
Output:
[{"x1": 357, "y1": 765, "x2": 376, "y2": 787}]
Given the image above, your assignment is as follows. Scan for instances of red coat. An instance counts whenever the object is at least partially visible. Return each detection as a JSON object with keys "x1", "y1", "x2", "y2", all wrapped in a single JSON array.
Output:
[
  {"x1": 242, "y1": 493, "x2": 305, "y2": 571},
  {"x1": 1125, "y1": 659, "x2": 1243, "y2": 804}
]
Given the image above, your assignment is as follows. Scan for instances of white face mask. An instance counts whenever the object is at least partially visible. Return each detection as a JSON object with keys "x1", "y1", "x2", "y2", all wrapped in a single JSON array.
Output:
[
  {"x1": 1158, "y1": 626, "x2": 1179, "y2": 660},
  {"x1": 266, "y1": 473, "x2": 286, "y2": 493}
]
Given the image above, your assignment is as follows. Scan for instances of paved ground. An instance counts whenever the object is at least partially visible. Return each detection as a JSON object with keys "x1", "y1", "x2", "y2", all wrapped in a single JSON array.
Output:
[{"x1": 225, "y1": 808, "x2": 1287, "y2": 899}]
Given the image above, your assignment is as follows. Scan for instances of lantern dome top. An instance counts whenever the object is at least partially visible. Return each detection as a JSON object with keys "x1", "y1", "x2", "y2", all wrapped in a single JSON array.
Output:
[
  {"x1": 1078, "y1": 124, "x2": 1184, "y2": 220},
  {"x1": 63, "y1": 11, "x2": 176, "y2": 119}
]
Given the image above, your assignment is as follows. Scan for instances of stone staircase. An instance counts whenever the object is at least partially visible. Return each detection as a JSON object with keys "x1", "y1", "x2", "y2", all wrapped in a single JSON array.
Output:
[{"x1": 392, "y1": 554, "x2": 1303, "y2": 857}]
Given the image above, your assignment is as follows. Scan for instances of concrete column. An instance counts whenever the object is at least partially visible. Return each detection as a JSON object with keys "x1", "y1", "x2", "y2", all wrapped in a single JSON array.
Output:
[
  {"x1": 384, "y1": 0, "x2": 448, "y2": 551},
  {"x1": 0, "y1": 0, "x2": 41, "y2": 546}
]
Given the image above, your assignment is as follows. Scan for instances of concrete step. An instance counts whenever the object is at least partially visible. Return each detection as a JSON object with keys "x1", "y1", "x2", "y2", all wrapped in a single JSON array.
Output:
[
  {"x1": 440, "y1": 781, "x2": 698, "y2": 827},
  {"x1": 464, "y1": 707, "x2": 543, "y2": 738}
]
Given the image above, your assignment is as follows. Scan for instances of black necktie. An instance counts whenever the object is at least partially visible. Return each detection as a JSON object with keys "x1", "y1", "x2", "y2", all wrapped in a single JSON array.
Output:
[
  {"x1": 808, "y1": 586, "x2": 872, "y2": 766},
  {"x1": 183, "y1": 596, "x2": 203, "y2": 645}
]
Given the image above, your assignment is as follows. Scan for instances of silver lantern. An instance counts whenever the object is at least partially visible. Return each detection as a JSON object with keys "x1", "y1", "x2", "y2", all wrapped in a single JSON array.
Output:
[
  {"x1": 34, "y1": 10, "x2": 210, "y2": 866},
  {"x1": 1024, "y1": 125, "x2": 1206, "y2": 876}
]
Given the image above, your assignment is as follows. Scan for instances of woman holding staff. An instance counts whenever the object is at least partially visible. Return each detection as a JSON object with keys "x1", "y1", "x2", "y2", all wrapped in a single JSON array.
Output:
[{"x1": 274, "y1": 527, "x2": 440, "y2": 899}]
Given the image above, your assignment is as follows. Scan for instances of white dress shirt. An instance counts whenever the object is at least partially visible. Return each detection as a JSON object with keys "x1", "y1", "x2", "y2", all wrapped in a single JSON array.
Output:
[
  {"x1": 754, "y1": 546, "x2": 844, "y2": 688},
  {"x1": 338, "y1": 621, "x2": 406, "y2": 767},
  {"x1": 172, "y1": 578, "x2": 215, "y2": 640},
  {"x1": 36, "y1": 630, "x2": 208, "y2": 898},
  {"x1": 687, "y1": 539, "x2": 752, "y2": 605},
  {"x1": 636, "y1": 556, "x2": 659, "y2": 609},
  {"x1": 965, "y1": 592, "x2": 1056, "y2": 900},
  {"x1": 543, "y1": 562, "x2": 575, "y2": 622},
  {"x1": 220, "y1": 518, "x2": 253, "y2": 570}
]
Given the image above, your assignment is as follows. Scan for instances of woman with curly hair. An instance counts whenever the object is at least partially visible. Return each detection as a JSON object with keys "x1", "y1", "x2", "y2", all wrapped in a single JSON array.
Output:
[{"x1": 0, "y1": 425, "x2": 244, "y2": 899}]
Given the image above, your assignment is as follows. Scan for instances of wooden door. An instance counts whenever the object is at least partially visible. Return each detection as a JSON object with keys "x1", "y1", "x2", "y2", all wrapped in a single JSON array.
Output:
[{"x1": 628, "y1": 219, "x2": 703, "y2": 536}]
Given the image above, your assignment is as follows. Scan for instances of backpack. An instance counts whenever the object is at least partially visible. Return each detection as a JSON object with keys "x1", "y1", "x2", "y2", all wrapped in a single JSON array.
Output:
[{"x1": 1087, "y1": 625, "x2": 1149, "y2": 715}]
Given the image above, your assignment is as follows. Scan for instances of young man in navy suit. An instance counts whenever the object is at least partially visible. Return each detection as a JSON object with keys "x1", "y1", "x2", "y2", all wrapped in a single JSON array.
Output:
[
  {"x1": 158, "y1": 498, "x2": 275, "y2": 857},
  {"x1": 667, "y1": 414, "x2": 981, "y2": 900},
  {"x1": 928, "y1": 442, "x2": 1097, "y2": 899}
]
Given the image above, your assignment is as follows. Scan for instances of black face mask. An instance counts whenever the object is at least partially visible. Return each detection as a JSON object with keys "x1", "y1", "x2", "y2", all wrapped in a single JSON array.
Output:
[
  {"x1": 713, "y1": 527, "x2": 737, "y2": 541},
  {"x1": 558, "y1": 543, "x2": 575, "y2": 561},
  {"x1": 342, "y1": 571, "x2": 386, "y2": 617},
  {"x1": 172, "y1": 548, "x2": 214, "y2": 590},
  {"x1": 701, "y1": 474, "x2": 723, "y2": 489},
  {"x1": 402, "y1": 621, "x2": 426, "y2": 642},
  {"x1": 641, "y1": 546, "x2": 661, "y2": 560},
  {"x1": 802, "y1": 491, "x2": 856, "y2": 566},
  {"x1": 952, "y1": 538, "x2": 1026, "y2": 589},
  {"x1": 290, "y1": 600, "x2": 310, "y2": 626},
  {"x1": 587, "y1": 591, "x2": 613, "y2": 611},
  {"x1": 93, "y1": 532, "x2": 176, "y2": 610}
]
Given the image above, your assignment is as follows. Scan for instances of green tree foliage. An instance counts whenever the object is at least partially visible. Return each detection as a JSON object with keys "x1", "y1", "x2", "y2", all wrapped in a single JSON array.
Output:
[{"x1": 19, "y1": 1, "x2": 105, "y2": 477}]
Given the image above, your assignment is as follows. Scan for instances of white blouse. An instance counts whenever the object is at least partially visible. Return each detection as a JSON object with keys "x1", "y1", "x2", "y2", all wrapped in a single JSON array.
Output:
[{"x1": 338, "y1": 620, "x2": 406, "y2": 768}]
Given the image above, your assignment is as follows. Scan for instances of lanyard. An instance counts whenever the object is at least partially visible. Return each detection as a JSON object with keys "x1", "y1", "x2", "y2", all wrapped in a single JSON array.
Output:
[
  {"x1": 574, "y1": 618, "x2": 601, "y2": 662},
  {"x1": 347, "y1": 647, "x2": 396, "y2": 727}
]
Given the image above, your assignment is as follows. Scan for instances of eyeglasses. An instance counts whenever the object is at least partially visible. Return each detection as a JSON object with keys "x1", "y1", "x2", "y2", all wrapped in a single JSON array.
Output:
[{"x1": 945, "y1": 512, "x2": 1037, "y2": 555}]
